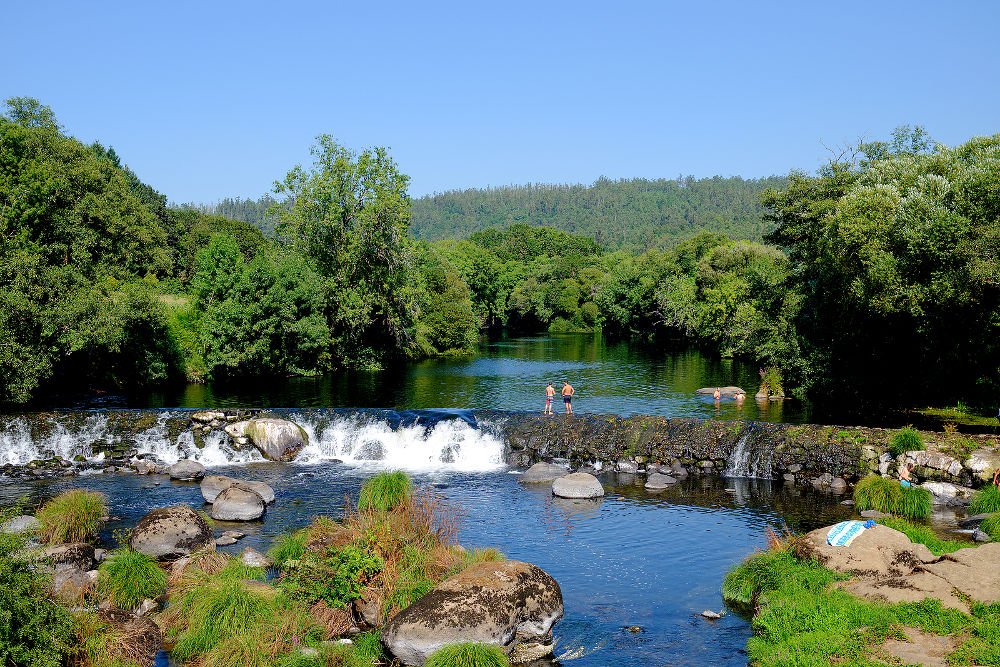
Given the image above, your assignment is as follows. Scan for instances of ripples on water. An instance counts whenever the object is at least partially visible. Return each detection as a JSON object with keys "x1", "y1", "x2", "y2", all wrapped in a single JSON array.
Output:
[{"x1": 1, "y1": 465, "x2": 852, "y2": 667}]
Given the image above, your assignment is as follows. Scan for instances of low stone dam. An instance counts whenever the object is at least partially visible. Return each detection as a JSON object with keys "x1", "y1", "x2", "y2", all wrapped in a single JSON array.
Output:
[{"x1": 2, "y1": 409, "x2": 998, "y2": 490}]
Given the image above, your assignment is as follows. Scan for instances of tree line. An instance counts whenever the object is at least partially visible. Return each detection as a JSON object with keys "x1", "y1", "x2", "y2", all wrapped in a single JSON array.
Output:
[{"x1": 2, "y1": 98, "x2": 997, "y2": 412}]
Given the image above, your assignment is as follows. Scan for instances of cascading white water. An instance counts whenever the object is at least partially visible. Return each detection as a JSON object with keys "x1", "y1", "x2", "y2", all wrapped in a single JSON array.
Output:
[
  {"x1": 131, "y1": 411, "x2": 264, "y2": 466},
  {"x1": 0, "y1": 415, "x2": 111, "y2": 465},
  {"x1": 723, "y1": 432, "x2": 772, "y2": 479},
  {"x1": 296, "y1": 415, "x2": 505, "y2": 471}
]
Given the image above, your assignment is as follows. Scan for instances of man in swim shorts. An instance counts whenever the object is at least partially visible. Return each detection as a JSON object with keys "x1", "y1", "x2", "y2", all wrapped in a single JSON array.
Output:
[
  {"x1": 561, "y1": 381, "x2": 574, "y2": 414},
  {"x1": 544, "y1": 382, "x2": 555, "y2": 414}
]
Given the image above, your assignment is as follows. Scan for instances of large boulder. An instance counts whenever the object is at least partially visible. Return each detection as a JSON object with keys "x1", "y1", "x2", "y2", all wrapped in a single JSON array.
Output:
[
  {"x1": 169, "y1": 460, "x2": 206, "y2": 480},
  {"x1": 36, "y1": 543, "x2": 96, "y2": 571},
  {"x1": 201, "y1": 476, "x2": 275, "y2": 504},
  {"x1": 552, "y1": 472, "x2": 604, "y2": 499},
  {"x1": 802, "y1": 524, "x2": 935, "y2": 578},
  {"x1": 226, "y1": 418, "x2": 307, "y2": 462},
  {"x1": 210, "y1": 486, "x2": 265, "y2": 521},
  {"x1": 519, "y1": 462, "x2": 569, "y2": 484},
  {"x1": 130, "y1": 506, "x2": 214, "y2": 560},
  {"x1": 381, "y1": 560, "x2": 563, "y2": 665},
  {"x1": 644, "y1": 473, "x2": 678, "y2": 490}
]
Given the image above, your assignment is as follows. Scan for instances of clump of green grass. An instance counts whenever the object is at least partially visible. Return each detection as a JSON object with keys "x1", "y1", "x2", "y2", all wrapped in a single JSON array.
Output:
[
  {"x1": 97, "y1": 547, "x2": 168, "y2": 610},
  {"x1": 875, "y1": 517, "x2": 970, "y2": 556},
  {"x1": 900, "y1": 486, "x2": 933, "y2": 519},
  {"x1": 969, "y1": 485, "x2": 1000, "y2": 514},
  {"x1": 268, "y1": 529, "x2": 308, "y2": 565},
  {"x1": 425, "y1": 642, "x2": 511, "y2": 667},
  {"x1": 852, "y1": 475, "x2": 931, "y2": 519},
  {"x1": 35, "y1": 490, "x2": 107, "y2": 543},
  {"x1": 357, "y1": 471, "x2": 412, "y2": 512},
  {"x1": 889, "y1": 427, "x2": 924, "y2": 458},
  {"x1": 979, "y1": 514, "x2": 1000, "y2": 541},
  {"x1": 457, "y1": 547, "x2": 506, "y2": 571}
]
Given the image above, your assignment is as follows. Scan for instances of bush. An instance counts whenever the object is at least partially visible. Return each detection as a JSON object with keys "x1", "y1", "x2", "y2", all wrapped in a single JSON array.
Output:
[
  {"x1": 357, "y1": 471, "x2": 412, "y2": 513},
  {"x1": 757, "y1": 366, "x2": 783, "y2": 397},
  {"x1": 425, "y1": 642, "x2": 511, "y2": 667},
  {"x1": 98, "y1": 547, "x2": 168, "y2": 610},
  {"x1": 969, "y1": 486, "x2": 1000, "y2": 514},
  {"x1": 279, "y1": 545, "x2": 383, "y2": 607},
  {"x1": 0, "y1": 507, "x2": 74, "y2": 667},
  {"x1": 979, "y1": 515, "x2": 1000, "y2": 541},
  {"x1": 35, "y1": 489, "x2": 107, "y2": 543},
  {"x1": 900, "y1": 486, "x2": 933, "y2": 520},
  {"x1": 852, "y1": 475, "x2": 930, "y2": 519},
  {"x1": 889, "y1": 427, "x2": 924, "y2": 458}
]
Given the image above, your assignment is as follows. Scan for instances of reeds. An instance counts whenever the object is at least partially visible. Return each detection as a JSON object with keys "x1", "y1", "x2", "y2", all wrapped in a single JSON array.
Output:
[
  {"x1": 968, "y1": 485, "x2": 1000, "y2": 514},
  {"x1": 357, "y1": 470, "x2": 412, "y2": 512},
  {"x1": 35, "y1": 490, "x2": 107, "y2": 544},
  {"x1": 853, "y1": 475, "x2": 931, "y2": 519}
]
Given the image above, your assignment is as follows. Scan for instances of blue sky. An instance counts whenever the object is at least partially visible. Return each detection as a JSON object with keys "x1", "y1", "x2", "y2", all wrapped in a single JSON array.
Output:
[{"x1": 3, "y1": 1, "x2": 998, "y2": 204}]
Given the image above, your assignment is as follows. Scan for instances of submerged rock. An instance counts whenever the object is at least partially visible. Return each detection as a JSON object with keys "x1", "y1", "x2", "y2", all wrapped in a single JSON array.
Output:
[
  {"x1": 644, "y1": 473, "x2": 678, "y2": 490},
  {"x1": 130, "y1": 506, "x2": 214, "y2": 560},
  {"x1": 381, "y1": 560, "x2": 563, "y2": 665},
  {"x1": 519, "y1": 462, "x2": 569, "y2": 484},
  {"x1": 552, "y1": 472, "x2": 604, "y2": 499}
]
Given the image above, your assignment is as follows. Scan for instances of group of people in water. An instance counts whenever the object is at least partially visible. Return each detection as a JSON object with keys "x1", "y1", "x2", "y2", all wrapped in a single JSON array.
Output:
[
  {"x1": 543, "y1": 381, "x2": 575, "y2": 414},
  {"x1": 712, "y1": 387, "x2": 746, "y2": 403}
]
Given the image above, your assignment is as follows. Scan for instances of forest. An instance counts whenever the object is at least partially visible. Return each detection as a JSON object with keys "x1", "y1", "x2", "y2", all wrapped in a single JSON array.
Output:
[{"x1": 2, "y1": 98, "x2": 998, "y2": 411}]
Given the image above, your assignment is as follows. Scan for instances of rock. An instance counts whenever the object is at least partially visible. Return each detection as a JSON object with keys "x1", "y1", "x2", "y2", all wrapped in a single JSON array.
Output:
[
  {"x1": 669, "y1": 462, "x2": 689, "y2": 478},
  {"x1": 94, "y1": 548, "x2": 107, "y2": 563},
  {"x1": 192, "y1": 410, "x2": 226, "y2": 424},
  {"x1": 958, "y1": 513, "x2": 993, "y2": 528},
  {"x1": 802, "y1": 524, "x2": 936, "y2": 579},
  {"x1": 215, "y1": 536, "x2": 238, "y2": 546},
  {"x1": 241, "y1": 547, "x2": 269, "y2": 567},
  {"x1": 227, "y1": 418, "x2": 308, "y2": 462},
  {"x1": 812, "y1": 473, "x2": 834, "y2": 488},
  {"x1": 644, "y1": 473, "x2": 677, "y2": 490},
  {"x1": 51, "y1": 566, "x2": 92, "y2": 602},
  {"x1": 616, "y1": 460, "x2": 638, "y2": 474},
  {"x1": 37, "y1": 543, "x2": 96, "y2": 570},
  {"x1": 1, "y1": 515, "x2": 40, "y2": 534},
  {"x1": 860, "y1": 509, "x2": 892, "y2": 519},
  {"x1": 202, "y1": 476, "x2": 275, "y2": 504},
  {"x1": 136, "y1": 598, "x2": 158, "y2": 616},
  {"x1": 210, "y1": 486, "x2": 265, "y2": 521},
  {"x1": 783, "y1": 473, "x2": 796, "y2": 483},
  {"x1": 700, "y1": 610, "x2": 722, "y2": 619},
  {"x1": 354, "y1": 590, "x2": 382, "y2": 627},
  {"x1": 519, "y1": 462, "x2": 569, "y2": 484},
  {"x1": 381, "y1": 560, "x2": 563, "y2": 665},
  {"x1": 130, "y1": 506, "x2": 214, "y2": 560},
  {"x1": 132, "y1": 460, "x2": 156, "y2": 475},
  {"x1": 788, "y1": 464, "x2": 803, "y2": 473},
  {"x1": 841, "y1": 499, "x2": 856, "y2": 506},
  {"x1": 552, "y1": 472, "x2": 604, "y2": 499},
  {"x1": 223, "y1": 530, "x2": 246, "y2": 539},
  {"x1": 922, "y1": 481, "x2": 974, "y2": 504},
  {"x1": 695, "y1": 386, "x2": 745, "y2": 397},
  {"x1": 830, "y1": 478, "x2": 848, "y2": 493},
  {"x1": 169, "y1": 460, "x2": 206, "y2": 481},
  {"x1": 973, "y1": 529, "x2": 990, "y2": 543}
]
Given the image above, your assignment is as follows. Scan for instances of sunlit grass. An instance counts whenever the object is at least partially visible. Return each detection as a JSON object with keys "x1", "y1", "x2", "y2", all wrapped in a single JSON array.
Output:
[{"x1": 35, "y1": 490, "x2": 107, "y2": 543}]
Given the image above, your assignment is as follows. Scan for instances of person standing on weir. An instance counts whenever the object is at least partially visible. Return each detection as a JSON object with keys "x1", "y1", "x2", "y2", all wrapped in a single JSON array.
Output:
[
  {"x1": 544, "y1": 382, "x2": 556, "y2": 415},
  {"x1": 561, "y1": 381, "x2": 575, "y2": 414}
]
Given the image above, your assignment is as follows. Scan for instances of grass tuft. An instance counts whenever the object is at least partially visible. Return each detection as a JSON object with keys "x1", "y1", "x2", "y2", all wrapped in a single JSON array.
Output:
[
  {"x1": 889, "y1": 427, "x2": 924, "y2": 458},
  {"x1": 268, "y1": 529, "x2": 308, "y2": 565},
  {"x1": 425, "y1": 642, "x2": 511, "y2": 667},
  {"x1": 852, "y1": 475, "x2": 930, "y2": 519},
  {"x1": 357, "y1": 471, "x2": 412, "y2": 513},
  {"x1": 969, "y1": 485, "x2": 1000, "y2": 514},
  {"x1": 35, "y1": 490, "x2": 107, "y2": 543},
  {"x1": 98, "y1": 547, "x2": 168, "y2": 610},
  {"x1": 900, "y1": 486, "x2": 933, "y2": 520},
  {"x1": 979, "y1": 514, "x2": 1000, "y2": 541}
]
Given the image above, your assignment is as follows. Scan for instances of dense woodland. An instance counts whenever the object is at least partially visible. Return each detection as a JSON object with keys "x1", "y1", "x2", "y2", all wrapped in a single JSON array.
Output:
[{"x1": 1, "y1": 98, "x2": 998, "y2": 411}]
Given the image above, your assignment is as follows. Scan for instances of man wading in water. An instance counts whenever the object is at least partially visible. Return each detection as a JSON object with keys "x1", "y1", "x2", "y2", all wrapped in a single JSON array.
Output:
[
  {"x1": 544, "y1": 382, "x2": 556, "y2": 415},
  {"x1": 561, "y1": 381, "x2": 575, "y2": 414}
]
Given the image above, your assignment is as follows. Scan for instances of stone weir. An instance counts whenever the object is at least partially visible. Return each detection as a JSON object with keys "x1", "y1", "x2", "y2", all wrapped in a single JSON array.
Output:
[{"x1": 491, "y1": 413, "x2": 1000, "y2": 489}]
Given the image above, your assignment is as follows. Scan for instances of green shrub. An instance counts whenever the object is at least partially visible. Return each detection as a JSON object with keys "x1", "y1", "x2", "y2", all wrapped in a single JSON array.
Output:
[
  {"x1": 425, "y1": 642, "x2": 511, "y2": 667},
  {"x1": 969, "y1": 486, "x2": 1000, "y2": 514},
  {"x1": 757, "y1": 366, "x2": 783, "y2": 397},
  {"x1": 875, "y1": 517, "x2": 970, "y2": 556},
  {"x1": 853, "y1": 475, "x2": 903, "y2": 513},
  {"x1": 980, "y1": 515, "x2": 1000, "y2": 541},
  {"x1": 0, "y1": 507, "x2": 74, "y2": 667},
  {"x1": 357, "y1": 471, "x2": 412, "y2": 513},
  {"x1": 268, "y1": 529, "x2": 308, "y2": 565},
  {"x1": 98, "y1": 547, "x2": 168, "y2": 610},
  {"x1": 889, "y1": 427, "x2": 924, "y2": 458},
  {"x1": 35, "y1": 490, "x2": 107, "y2": 543},
  {"x1": 279, "y1": 545, "x2": 383, "y2": 607}
]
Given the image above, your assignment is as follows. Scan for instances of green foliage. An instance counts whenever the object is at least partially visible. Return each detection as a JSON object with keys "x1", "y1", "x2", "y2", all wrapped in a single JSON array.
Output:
[
  {"x1": 414, "y1": 245, "x2": 479, "y2": 355},
  {"x1": 900, "y1": 486, "x2": 933, "y2": 520},
  {"x1": 424, "y1": 642, "x2": 511, "y2": 667},
  {"x1": 357, "y1": 471, "x2": 412, "y2": 513},
  {"x1": 722, "y1": 549, "x2": 816, "y2": 608},
  {"x1": 852, "y1": 475, "x2": 932, "y2": 519},
  {"x1": 757, "y1": 366, "x2": 784, "y2": 397},
  {"x1": 0, "y1": 506, "x2": 74, "y2": 667},
  {"x1": 97, "y1": 547, "x2": 167, "y2": 610},
  {"x1": 35, "y1": 489, "x2": 107, "y2": 543},
  {"x1": 889, "y1": 427, "x2": 924, "y2": 458},
  {"x1": 278, "y1": 545, "x2": 383, "y2": 607},
  {"x1": 978, "y1": 514, "x2": 1000, "y2": 541},
  {"x1": 268, "y1": 529, "x2": 308, "y2": 565},
  {"x1": 875, "y1": 517, "x2": 970, "y2": 556},
  {"x1": 969, "y1": 486, "x2": 1000, "y2": 514}
]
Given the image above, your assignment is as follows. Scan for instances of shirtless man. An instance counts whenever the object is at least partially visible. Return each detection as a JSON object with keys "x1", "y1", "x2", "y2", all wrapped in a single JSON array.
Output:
[
  {"x1": 561, "y1": 381, "x2": 575, "y2": 414},
  {"x1": 544, "y1": 382, "x2": 556, "y2": 414}
]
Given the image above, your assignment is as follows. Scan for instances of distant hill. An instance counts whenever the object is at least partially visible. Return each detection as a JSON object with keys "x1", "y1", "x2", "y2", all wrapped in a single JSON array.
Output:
[{"x1": 409, "y1": 175, "x2": 788, "y2": 250}]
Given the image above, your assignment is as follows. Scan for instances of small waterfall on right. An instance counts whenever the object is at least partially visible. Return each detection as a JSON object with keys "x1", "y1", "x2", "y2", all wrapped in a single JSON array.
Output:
[{"x1": 723, "y1": 424, "x2": 774, "y2": 479}]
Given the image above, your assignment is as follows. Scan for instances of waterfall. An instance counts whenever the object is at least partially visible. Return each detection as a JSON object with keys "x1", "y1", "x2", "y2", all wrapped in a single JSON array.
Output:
[{"x1": 723, "y1": 427, "x2": 773, "y2": 479}]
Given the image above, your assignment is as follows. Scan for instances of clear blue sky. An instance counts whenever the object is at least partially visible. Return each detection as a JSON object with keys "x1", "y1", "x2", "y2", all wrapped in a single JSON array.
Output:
[{"x1": 3, "y1": 1, "x2": 998, "y2": 204}]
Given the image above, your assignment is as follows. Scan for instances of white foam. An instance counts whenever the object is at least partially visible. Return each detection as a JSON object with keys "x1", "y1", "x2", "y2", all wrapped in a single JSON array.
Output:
[
  {"x1": 0, "y1": 415, "x2": 112, "y2": 465},
  {"x1": 131, "y1": 411, "x2": 263, "y2": 466}
]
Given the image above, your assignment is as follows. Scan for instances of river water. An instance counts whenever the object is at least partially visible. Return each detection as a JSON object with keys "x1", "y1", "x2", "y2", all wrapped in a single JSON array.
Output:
[{"x1": 1, "y1": 335, "x2": 850, "y2": 666}]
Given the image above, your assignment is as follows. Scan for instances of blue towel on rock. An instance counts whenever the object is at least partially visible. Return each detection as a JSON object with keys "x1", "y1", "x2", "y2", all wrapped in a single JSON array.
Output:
[{"x1": 827, "y1": 520, "x2": 868, "y2": 547}]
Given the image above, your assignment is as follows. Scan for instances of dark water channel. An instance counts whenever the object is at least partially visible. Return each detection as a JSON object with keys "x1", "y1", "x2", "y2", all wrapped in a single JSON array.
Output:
[{"x1": 1, "y1": 466, "x2": 853, "y2": 667}]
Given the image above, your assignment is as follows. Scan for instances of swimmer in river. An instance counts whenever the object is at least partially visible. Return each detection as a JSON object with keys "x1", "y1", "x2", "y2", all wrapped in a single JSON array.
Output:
[
  {"x1": 562, "y1": 381, "x2": 575, "y2": 414},
  {"x1": 713, "y1": 388, "x2": 721, "y2": 400},
  {"x1": 544, "y1": 382, "x2": 555, "y2": 415},
  {"x1": 899, "y1": 462, "x2": 913, "y2": 488}
]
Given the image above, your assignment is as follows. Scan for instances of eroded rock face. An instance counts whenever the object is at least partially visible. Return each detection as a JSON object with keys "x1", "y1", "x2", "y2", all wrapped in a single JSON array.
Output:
[
  {"x1": 130, "y1": 506, "x2": 214, "y2": 560},
  {"x1": 552, "y1": 472, "x2": 604, "y2": 499},
  {"x1": 210, "y1": 486, "x2": 265, "y2": 521},
  {"x1": 37, "y1": 543, "x2": 96, "y2": 571},
  {"x1": 519, "y1": 462, "x2": 569, "y2": 484},
  {"x1": 226, "y1": 418, "x2": 307, "y2": 461},
  {"x1": 381, "y1": 560, "x2": 563, "y2": 665}
]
